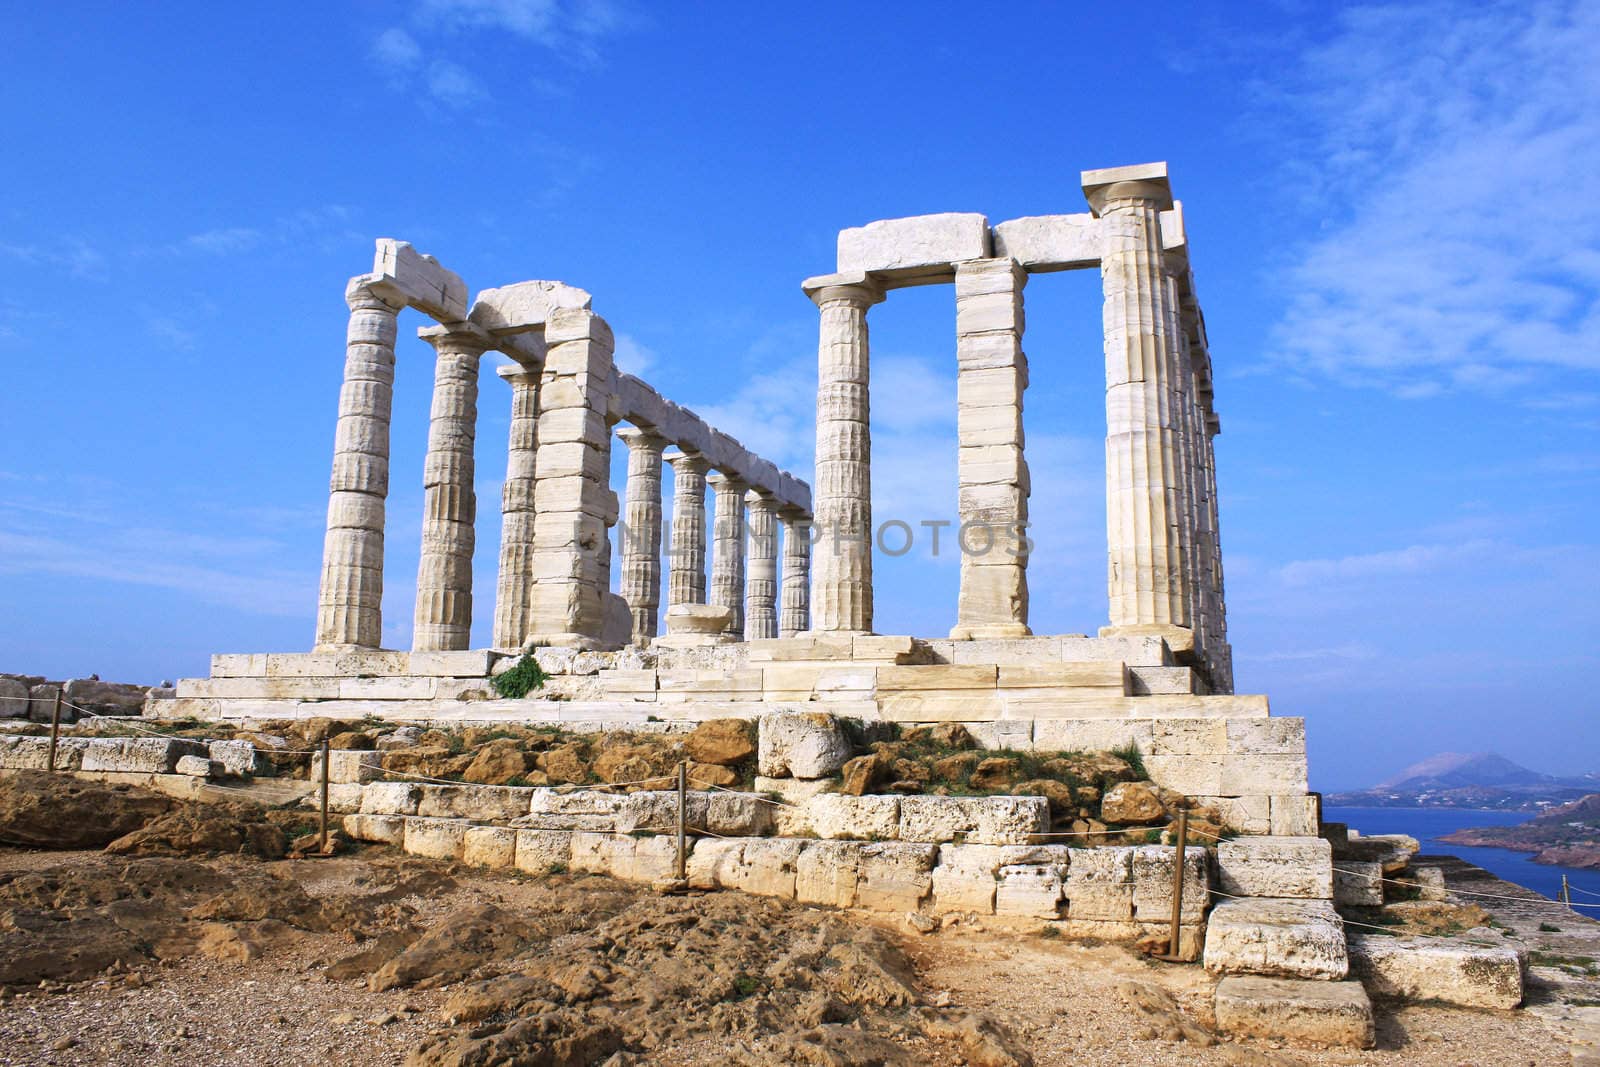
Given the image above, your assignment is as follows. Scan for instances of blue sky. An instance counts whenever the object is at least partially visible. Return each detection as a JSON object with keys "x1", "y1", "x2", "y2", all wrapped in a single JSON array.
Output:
[{"x1": 2, "y1": 1, "x2": 1596, "y2": 789}]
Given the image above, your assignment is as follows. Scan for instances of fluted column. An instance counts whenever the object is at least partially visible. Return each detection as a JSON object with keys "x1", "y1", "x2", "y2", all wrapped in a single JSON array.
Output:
[
  {"x1": 803, "y1": 274, "x2": 883, "y2": 633},
  {"x1": 492, "y1": 362, "x2": 540, "y2": 650},
  {"x1": 952, "y1": 257, "x2": 1031, "y2": 639},
  {"x1": 1084, "y1": 163, "x2": 1194, "y2": 639},
  {"x1": 413, "y1": 321, "x2": 490, "y2": 651},
  {"x1": 709, "y1": 473, "x2": 749, "y2": 638},
  {"x1": 666, "y1": 450, "x2": 711, "y2": 609},
  {"x1": 1162, "y1": 253, "x2": 1200, "y2": 647},
  {"x1": 1203, "y1": 411, "x2": 1233, "y2": 691},
  {"x1": 315, "y1": 279, "x2": 405, "y2": 650},
  {"x1": 618, "y1": 428, "x2": 667, "y2": 642},
  {"x1": 779, "y1": 508, "x2": 811, "y2": 637},
  {"x1": 745, "y1": 490, "x2": 779, "y2": 640}
]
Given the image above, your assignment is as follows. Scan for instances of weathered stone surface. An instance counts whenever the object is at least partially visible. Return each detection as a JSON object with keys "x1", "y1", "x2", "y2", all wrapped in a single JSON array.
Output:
[
  {"x1": 462, "y1": 826, "x2": 518, "y2": 868},
  {"x1": 416, "y1": 784, "x2": 530, "y2": 822},
  {"x1": 795, "y1": 840, "x2": 861, "y2": 908},
  {"x1": 835, "y1": 212, "x2": 990, "y2": 280},
  {"x1": 1347, "y1": 933, "x2": 1523, "y2": 1009},
  {"x1": 1065, "y1": 846, "x2": 1134, "y2": 921},
  {"x1": 1408, "y1": 865, "x2": 1448, "y2": 902},
  {"x1": 514, "y1": 829, "x2": 572, "y2": 874},
  {"x1": 991, "y1": 213, "x2": 1102, "y2": 270},
  {"x1": 0, "y1": 678, "x2": 31, "y2": 718},
  {"x1": 310, "y1": 748, "x2": 383, "y2": 785},
  {"x1": 1130, "y1": 845, "x2": 1209, "y2": 923},
  {"x1": 360, "y1": 781, "x2": 421, "y2": 816},
  {"x1": 1333, "y1": 861, "x2": 1383, "y2": 907},
  {"x1": 402, "y1": 817, "x2": 468, "y2": 861},
  {"x1": 665, "y1": 603, "x2": 732, "y2": 635},
  {"x1": 1216, "y1": 836, "x2": 1333, "y2": 900},
  {"x1": 1214, "y1": 976, "x2": 1375, "y2": 1049},
  {"x1": 684, "y1": 719, "x2": 756, "y2": 766},
  {"x1": 896, "y1": 795, "x2": 1048, "y2": 846},
  {"x1": 343, "y1": 813, "x2": 405, "y2": 845},
  {"x1": 1203, "y1": 898, "x2": 1348, "y2": 980},
  {"x1": 207, "y1": 740, "x2": 257, "y2": 777},
  {"x1": 758, "y1": 711, "x2": 852, "y2": 779},
  {"x1": 1101, "y1": 781, "x2": 1165, "y2": 824},
  {"x1": 81, "y1": 737, "x2": 206, "y2": 775},
  {"x1": 994, "y1": 864, "x2": 1063, "y2": 918},
  {"x1": 468, "y1": 279, "x2": 592, "y2": 333},
  {"x1": 809, "y1": 794, "x2": 899, "y2": 841},
  {"x1": 174, "y1": 755, "x2": 216, "y2": 777},
  {"x1": 855, "y1": 842, "x2": 937, "y2": 911},
  {"x1": 0, "y1": 735, "x2": 85, "y2": 770}
]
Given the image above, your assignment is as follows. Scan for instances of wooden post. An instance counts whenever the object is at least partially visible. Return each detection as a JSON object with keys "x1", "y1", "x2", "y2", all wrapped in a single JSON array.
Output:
[
  {"x1": 318, "y1": 739, "x2": 331, "y2": 854},
  {"x1": 1160, "y1": 809, "x2": 1189, "y2": 961},
  {"x1": 47, "y1": 690, "x2": 63, "y2": 773},
  {"x1": 1562, "y1": 874, "x2": 1571, "y2": 906},
  {"x1": 675, "y1": 760, "x2": 688, "y2": 881}
]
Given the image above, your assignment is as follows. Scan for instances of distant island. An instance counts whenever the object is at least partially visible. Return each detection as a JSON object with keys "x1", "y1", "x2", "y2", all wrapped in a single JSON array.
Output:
[
  {"x1": 1440, "y1": 794, "x2": 1600, "y2": 869},
  {"x1": 1325, "y1": 751, "x2": 1600, "y2": 812}
]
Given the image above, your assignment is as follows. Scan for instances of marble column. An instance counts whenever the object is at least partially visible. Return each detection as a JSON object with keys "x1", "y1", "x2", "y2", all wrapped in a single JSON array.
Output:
[
  {"x1": 803, "y1": 274, "x2": 883, "y2": 633},
  {"x1": 1202, "y1": 410, "x2": 1233, "y2": 691},
  {"x1": 744, "y1": 489, "x2": 779, "y2": 640},
  {"x1": 1084, "y1": 164, "x2": 1194, "y2": 639},
  {"x1": 618, "y1": 427, "x2": 667, "y2": 642},
  {"x1": 952, "y1": 257, "x2": 1031, "y2": 640},
  {"x1": 315, "y1": 279, "x2": 404, "y2": 650},
  {"x1": 1162, "y1": 253, "x2": 1201, "y2": 649},
  {"x1": 666, "y1": 450, "x2": 711, "y2": 610},
  {"x1": 413, "y1": 321, "x2": 490, "y2": 651},
  {"x1": 492, "y1": 362, "x2": 540, "y2": 650},
  {"x1": 779, "y1": 508, "x2": 812, "y2": 638},
  {"x1": 709, "y1": 473, "x2": 749, "y2": 638}
]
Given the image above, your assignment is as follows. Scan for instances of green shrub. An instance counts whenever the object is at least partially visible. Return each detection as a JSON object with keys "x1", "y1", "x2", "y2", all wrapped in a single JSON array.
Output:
[
  {"x1": 493, "y1": 653, "x2": 549, "y2": 699},
  {"x1": 1111, "y1": 742, "x2": 1147, "y2": 778}
]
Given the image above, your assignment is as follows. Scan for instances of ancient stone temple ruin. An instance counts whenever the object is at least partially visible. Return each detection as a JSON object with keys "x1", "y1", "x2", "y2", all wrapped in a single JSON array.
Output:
[{"x1": 161, "y1": 162, "x2": 1296, "y2": 826}]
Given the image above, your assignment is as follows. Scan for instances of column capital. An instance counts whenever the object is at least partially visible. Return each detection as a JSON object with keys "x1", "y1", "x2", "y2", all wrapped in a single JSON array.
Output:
[
  {"x1": 802, "y1": 270, "x2": 885, "y2": 309},
  {"x1": 617, "y1": 425, "x2": 668, "y2": 454},
  {"x1": 345, "y1": 275, "x2": 407, "y2": 313},
  {"x1": 744, "y1": 487, "x2": 778, "y2": 509},
  {"x1": 665, "y1": 448, "x2": 711, "y2": 476},
  {"x1": 495, "y1": 362, "x2": 540, "y2": 385},
  {"x1": 1081, "y1": 161, "x2": 1173, "y2": 216},
  {"x1": 707, "y1": 471, "x2": 750, "y2": 493},
  {"x1": 419, "y1": 319, "x2": 494, "y2": 355}
]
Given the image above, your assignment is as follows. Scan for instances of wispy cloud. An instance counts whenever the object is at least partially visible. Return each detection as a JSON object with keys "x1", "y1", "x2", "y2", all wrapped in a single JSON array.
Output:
[
  {"x1": 0, "y1": 238, "x2": 107, "y2": 280},
  {"x1": 613, "y1": 333, "x2": 658, "y2": 377},
  {"x1": 1276, "y1": 539, "x2": 1496, "y2": 587},
  {"x1": 1265, "y1": 1, "x2": 1600, "y2": 398}
]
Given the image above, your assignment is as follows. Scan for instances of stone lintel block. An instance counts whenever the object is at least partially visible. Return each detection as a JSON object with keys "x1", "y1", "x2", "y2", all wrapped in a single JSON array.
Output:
[
  {"x1": 1347, "y1": 934, "x2": 1524, "y2": 1009},
  {"x1": 1214, "y1": 977, "x2": 1375, "y2": 1049},
  {"x1": 835, "y1": 212, "x2": 991, "y2": 282},
  {"x1": 402, "y1": 817, "x2": 469, "y2": 861},
  {"x1": 996, "y1": 663, "x2": 1127, "y2": 691},
  {"x1": 876, "y1": 664, "x2": 997, "y2": 691},
  {"x1": 468, "y1": 279, "x2": 592, "y2": 335},
  {"x1": 371, "y1": 238, "x2": 468, "y2": 320},
  {"x1": 1216, "y1": 837, "x2": 1334, "y2": 899},
  {"x1": 1203, "y1": 898, "x2": 1348, "y2": 980},
  {"x1": 1081, "y1": 161, "x2": 1172, "y2": 213},
  {"x1": 990, "y1": 213, "x2": 1103, "y2": 271}
]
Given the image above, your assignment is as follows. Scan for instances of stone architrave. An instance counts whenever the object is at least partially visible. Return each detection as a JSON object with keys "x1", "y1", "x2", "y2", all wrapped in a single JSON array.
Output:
[
  {"x1": 802, "y1": 272, "x2": 883, "y2": 633},
  {"x1": 952, "y1": 257, "x2": 1031, "y2": 640},
  {"x1": 618, "y1": 427, "x2": 667, "y2": 642},
  {"x1": 315, "y1": 279, "x2": 404, "y2": 650},
  {"x1": 492, "y1": 362, "x2": 540, "y2": 650},
  {"x1": 779, "y1": 507, "x2": 812, "y2": 637},
  {"x1": 709, "y1": 473, "x2": 750, "y2": 639},
  {"x1": 666, "y1": 450, "x2": 711, "y2": 611},
  {"x1": 745, "y1": 490, "x2": 780, "y2": 640},
  {"x1": 525, "y1": 307, "x2": 617, "y2": 645},
  {"x1": 1084, "y1": 162, "x2": 1194, "y2": 640},
  {"x1": 413, "y1": 321, "x2": 491, "y2": 652}
]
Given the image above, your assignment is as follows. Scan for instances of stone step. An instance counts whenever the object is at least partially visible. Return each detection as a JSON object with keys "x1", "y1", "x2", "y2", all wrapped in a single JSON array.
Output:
[
  {"x1": 1203, "y1": 897, "x2": 1349, "y2": 980},
  {"x1": 1214, "y1": 976, "x2": 1374, "y2": 1048},
  {"x1": 1347, "y1": 932, "x2": 1525, "y2": 1009}
]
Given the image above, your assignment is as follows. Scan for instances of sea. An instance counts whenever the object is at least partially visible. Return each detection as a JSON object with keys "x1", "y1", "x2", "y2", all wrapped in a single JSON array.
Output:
[{"x1": 1324, "y1": 805, "x2": 1600, "y2": 910}]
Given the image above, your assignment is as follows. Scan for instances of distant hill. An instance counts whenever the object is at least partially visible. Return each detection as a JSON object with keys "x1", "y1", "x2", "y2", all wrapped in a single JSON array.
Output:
[
  {"x1": 1440, "y1": 793, "x2": 1600, "y2": 868},
  {"x1": 1328, "y1": 751, "x2": 1599, "y2": 812}
]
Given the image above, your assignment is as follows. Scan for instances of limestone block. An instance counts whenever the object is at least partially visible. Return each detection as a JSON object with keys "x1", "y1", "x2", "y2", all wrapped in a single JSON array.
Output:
[
  {"x1": 1408, "y1": 866, "x2": 1448, "y2": 902},
  {"x1": 1203, "y1": 898, "x2": 1348, "y2": 980},
  {"x1": 402, "y1": 817, "x2": 469, "y2": 861},
  {"x1": 876, "y1": 664, "x2": 997, "y2": 691},
  {"x1": 665, "y1": 603, "x2": 733, "y2": 635},
  {"x1": 1343, "y1": 832, "x2": 1419, "y2": 874},
  {"x1": 757, "y1": 711, "x2": 852, "y2": 778},
  {"x1": 343, "y1": 813, "x2": 406, "y2": 846},
  {"x1": 371, "y1": 239, "x2": 467, "y2": 320},
  {"x1": 0, "y1": 735, "x2": 86, "y2": 770},
  {"x1": 1128, "y1": 666, "x2": 1200, "y2": 695},
  {"x1": 1270, "y1": 795, "x2": 1320, "y2": 837},
  {"x1": 897, "y1": 795, "x2": 1048, "y2": 846},
  {"x1": 567, "y1": 831, "x2": 612, "y2": 875},
  {"x1": 1065, "y1": 847, "x2": 1134, "y2": 921},
  {"x1": 209, "y1": 653, "x2": 269, "y2": 678},
  {"x1": 0, "y1": 677, "x2": 28, "y2": 718},
  {"x1": 207, "y1": 740, "x2": 257, "y2": 777},
  {"x1": 614, "y1": 835, "x2": 679, "y2": 883},
  {"x1": 808, "y1": 794, "x2": 900, "y2": 840},
  {"x1": 1148, "y1": 718, "x2": 1226, "y2": 755},
  {"x1": 523, "y1": 788, "x2": 624, "y2": 828},
  {"x1": 514, "y1": 829, "x2": 573, "y2": 874},
  {"x1": 990, "y1": 213, "x2": 1103, "y2": 270},
  {"x1": 836, "y1": 212, "x2": 990, "y2": 280},
  {"x1": 1199, "y1": 795, "x2": 1271, "y2": 834},
  {"x1": 62, "y1": 677, "x2": 147, "y2": 716},
  {"x1": 1034, "y1": 719, "x2": 1153, "y2": 755},
  {"x1": 408, "y1": 650, "x2": 497, "y2": 677},
  {"x1": 1333, "y1": 861, "x2": 1383, "y2": 907},
  {"x1": 174, "y1": 755, "x2": 217, "y2": 777},
  {"x1": 463, "y1": 826, "x2": 518, "y2": 868},
  {"x1": 878, "y1": 690, "x2": 1004, "y2": 723},
  {"x1": 856, "y1": 842, "x2": 937, "y2": 911},
  {"x1": 685, "y1": 838, "x2": 745, "y2": 890},
  {"x1": 336, "y1": 677, "x2": 438, "y2": 700},
  {"x1": 930, "y1": 846, "x2": 1002, "y2": 914},
  {"x1": 360, "y1": 781, "x2": 422, "y2": 816},
  {"x1": 310, "y1": 749, "x2": 384, "y2": 785},
  {"x1": 964, "y1": 720, "x2": 1033, "y2": 750},
  {"x1": 302, "y1": 783, "x2": 365, "y2": 814},
  {"x1": 1142, "y1": 755, "x2": 1223, "y2": 796},
  {"x1": 1131, "y1": 845, "x2": 1210, "y2": 923},
  {"x1": 851, "y1": 635, "x2": 917, "y2": 662},
  {"x1": 724, "y1": 838, "x2": 806, "y2": 899},
  {"x1": 1227, "y1": 718, "x2": 1306, "y2": 755},
  {"x1": 1216, "y1": 837, "x2": 1334, "y2": 900},
  {"x1": 996, "y1": 664, "x2": 1126, "y2": 691},
  {"x1": 795, "y1": 840, "x2": 862, "y2": 908},
  {"x1": 995, "y1": 864, "x2": 1063, "y2": 918},
  {"x1": 468, "y1": 279, "x2": 592, "y2": 334},
  {"x1": 81, "y1": 737, "x2": 206, "y2": 774},
  {"x1": 706, "y1": 792, "x2": 776, "y2": 836},
  {"x1": 1214, "y1": 977, "x2": 1375, "y2": 1049},
  {"x1": 416, "y1": 784, "x2": 531, "y2": 821},
  {"x1": 1348, "y1": 934, "x2": 1523, "y2": 1009}
]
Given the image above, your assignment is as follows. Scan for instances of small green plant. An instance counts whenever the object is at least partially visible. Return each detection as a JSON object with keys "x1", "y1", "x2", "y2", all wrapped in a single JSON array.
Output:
[
  {"x1": 493, "y1": 653, "x2": 549, "y2": 699},
  {"x1": 731, "y1": 974, "x2": 761, "y2": 999},
  {"x1": 547, "y1": 862, "x2": 568, "y2": 875},
  {"x1": 1038, "y1": 925, "x2": 1061, "y2": 939},
  {"x1": 1540, "y1": 922, "x2": 1562, "y2": 933},
  {"x1": 1111, "y1": 742, "x2": 1147, "y2": 779}
]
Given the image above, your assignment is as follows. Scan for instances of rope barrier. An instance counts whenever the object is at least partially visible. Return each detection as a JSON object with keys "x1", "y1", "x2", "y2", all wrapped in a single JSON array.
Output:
[{"x1": 1327, "y1": 862, "x2": 1600, "y2": 911}]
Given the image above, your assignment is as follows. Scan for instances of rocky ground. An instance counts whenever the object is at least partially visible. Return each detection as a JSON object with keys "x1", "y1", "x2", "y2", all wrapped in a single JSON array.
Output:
[{"x1": 0, "y1": 774, "x2": 1592, "y2": 1066}]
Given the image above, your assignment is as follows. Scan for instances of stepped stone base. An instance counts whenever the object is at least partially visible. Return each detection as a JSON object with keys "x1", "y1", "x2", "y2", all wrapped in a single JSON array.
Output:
[
  {"x1": 1214, "y1": 976, "x2": 1375, "y2": 1048},
  {"x1": 1348, "y1": 933, "x2": 1525, "y2": 1009},
  {"x1": 1204, "y1": 898, "x2": 1349, "y2": 980}
]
